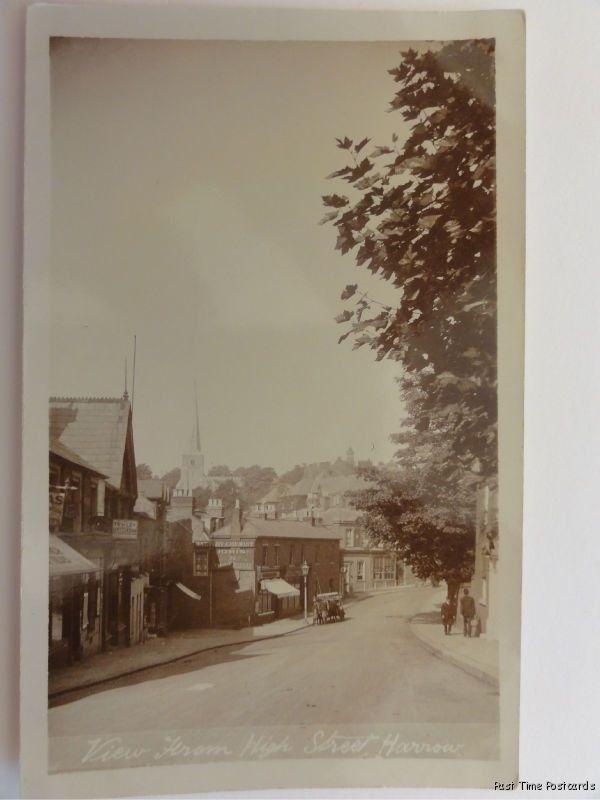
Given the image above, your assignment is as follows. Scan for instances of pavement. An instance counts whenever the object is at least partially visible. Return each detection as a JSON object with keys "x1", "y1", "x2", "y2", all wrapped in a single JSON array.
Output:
[
  {"x1": 49, "y1": 585, "x2": 414, "y2": 700},
  {"x1": 49, "y1": 615, "x2": 309, "y2": 700},
  {"x1": 48, "y1": 586, "x2": 500, "y2": 773},
  {"x1": 409, "y1": 587, "x2": 499, "y2": 689}
]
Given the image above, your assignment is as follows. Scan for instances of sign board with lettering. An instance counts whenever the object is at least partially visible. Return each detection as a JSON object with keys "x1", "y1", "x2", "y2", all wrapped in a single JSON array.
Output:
[
  {"x1": 214, "y1": 539, "x2": 255, "y2": 569},
  {"x1": 49, "y1": 489, "x2": 66, "y2": 531},
  {"x1": 112, "y1": 519, "x2": 138, "y2": 540}
]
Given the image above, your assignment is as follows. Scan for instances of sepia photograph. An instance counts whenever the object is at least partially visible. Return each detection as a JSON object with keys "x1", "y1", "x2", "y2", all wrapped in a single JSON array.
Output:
[{"x1": 20, "y1": 7, "x2": 525, "y2": 797}]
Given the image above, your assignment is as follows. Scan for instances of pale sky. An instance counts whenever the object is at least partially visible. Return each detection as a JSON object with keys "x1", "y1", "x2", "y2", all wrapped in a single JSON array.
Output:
[{"x1": 50, "y1": 39, "x2": 414, "y2": 475}]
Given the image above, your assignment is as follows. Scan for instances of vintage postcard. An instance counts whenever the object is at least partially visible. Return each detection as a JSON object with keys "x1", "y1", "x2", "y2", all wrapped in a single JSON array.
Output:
[{"x1": 21, "y1": 6, "x2": 525, "y2": 798}]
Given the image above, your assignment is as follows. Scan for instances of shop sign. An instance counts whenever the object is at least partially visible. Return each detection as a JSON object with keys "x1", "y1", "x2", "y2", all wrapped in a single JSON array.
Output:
[
  {"x1": 214, "y1": 538, "x2": 254, "y2": 568},
  {"x1": 112, "y1": 519, "x2": 138, "y2": 540},
  {"x1": 49, "y1": 488, "x2": 66, "y2": 531}
]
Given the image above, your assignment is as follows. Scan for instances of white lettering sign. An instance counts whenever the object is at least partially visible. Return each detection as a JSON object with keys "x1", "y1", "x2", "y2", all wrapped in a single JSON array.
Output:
[{"x1": 112, "y1": 519, "x2": 138, "y2": 540}]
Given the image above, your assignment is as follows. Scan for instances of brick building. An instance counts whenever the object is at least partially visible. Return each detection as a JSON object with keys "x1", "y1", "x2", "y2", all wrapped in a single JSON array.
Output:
[{"x1": 166, "y1": 504, "x2": 343, "y2": 628}]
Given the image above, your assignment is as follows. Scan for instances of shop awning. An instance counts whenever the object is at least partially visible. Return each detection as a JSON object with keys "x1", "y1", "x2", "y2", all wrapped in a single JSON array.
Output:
[
  {"x1": 49, "y1": 535, "x2": 101, "y2": 577},
  {"x1": 260, "y1": 578, "x2": 300, "y2": 598},
  {"x1": 175, "y1": 582, "x2": 202, "y2": 601}
]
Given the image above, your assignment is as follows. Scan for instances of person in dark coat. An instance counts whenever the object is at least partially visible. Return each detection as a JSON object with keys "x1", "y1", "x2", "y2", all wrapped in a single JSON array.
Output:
[
  {"x1": 459, "y1": 588, "x2": 476, "y2": 637},
  {"x1": 441, "y1": 598, "x2": 455, "y2": 635}
]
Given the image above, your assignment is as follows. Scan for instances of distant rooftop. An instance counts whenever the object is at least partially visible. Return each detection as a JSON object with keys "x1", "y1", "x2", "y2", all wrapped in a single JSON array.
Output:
[{"x1": 213, "y1": 516, "x2": 340, "y2": 542}]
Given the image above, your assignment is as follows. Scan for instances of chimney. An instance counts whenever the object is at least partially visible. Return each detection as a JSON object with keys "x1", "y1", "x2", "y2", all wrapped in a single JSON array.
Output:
[{"x1": 231, "y1": 498, "x2": 242, "y2": 536}]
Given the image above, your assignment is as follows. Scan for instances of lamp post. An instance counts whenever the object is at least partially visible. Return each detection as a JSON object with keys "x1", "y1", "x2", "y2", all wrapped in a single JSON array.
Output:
[{"x1": 301, "y1": 559, "x2": 309, "y2": 624}]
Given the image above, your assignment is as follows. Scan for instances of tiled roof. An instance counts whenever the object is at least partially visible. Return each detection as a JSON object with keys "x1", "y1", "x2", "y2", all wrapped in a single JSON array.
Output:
[
  {"x1": 49, "y1": 397, "x2": 132, "y2": 490},
  {"x1": 257, "y1": 483, "x2": 292, "y2": 503},
  {"x1": 49, "y1": 440, "x2": 108, "y2": 477},
  {"x1": 213, "y1": 516, "x2": 340, "y2": 542}
]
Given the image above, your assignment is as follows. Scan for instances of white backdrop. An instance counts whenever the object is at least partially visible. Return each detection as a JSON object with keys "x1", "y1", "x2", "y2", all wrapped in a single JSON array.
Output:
[{"x1": 1, "y1": 0, "x2": 599, "y2": 797}]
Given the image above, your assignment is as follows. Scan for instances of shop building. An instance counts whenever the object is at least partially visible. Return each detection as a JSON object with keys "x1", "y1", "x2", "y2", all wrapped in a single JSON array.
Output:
[
  {"x1": 209, "y1": 505, "x2": 343, "y2": 627},
  {"x1": 49, "y1": 395, "x2": 149, "y2": 664}
]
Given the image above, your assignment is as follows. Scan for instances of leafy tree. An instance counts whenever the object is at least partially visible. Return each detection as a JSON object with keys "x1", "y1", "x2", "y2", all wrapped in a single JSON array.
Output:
[
  {"x1": 136, "y1": 463, "x2": 155, "y2": 481},
  {"x1": 351, "y1": 466, "x2": 474, "y2": 599},
  {"x1": 322, "y1": 40, "x2": 497, "y2": 490},
  {"x1": 160, "y1": 467, "x2": 181, "y2": 490},
  {"x1": 234, "y1": 465, "x2": 278, "y2": 505},
  {"x1": 279, "y1": 464, "x2": 305, "y2": 485},
  {"x1": 208, "y1": 464, "x2": 231, "y2": 476}
]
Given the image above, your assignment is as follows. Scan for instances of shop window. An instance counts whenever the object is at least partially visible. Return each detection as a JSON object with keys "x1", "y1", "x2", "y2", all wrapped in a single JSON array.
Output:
[
  {"x1": 194, "y1": 549, "x2": 209, "y2": 577},
  {"x1": 258, "y1": 589, "x2": 272, "y2": 614},
  {"x1": 374, "y1": 556, "x2": 384, "y2": 581},
  {"x1": 49, "y1": 462, "x2": 61, "y2": 487},
  {"x1": 262, "y1": 545, "x2": 269, "y2": 566},
  {"x1": 89, "y1": 481, "x2": 98, "y2": 523},
  {"x1": 384, "y1": 558, "x2": 395, "y2": 581}
]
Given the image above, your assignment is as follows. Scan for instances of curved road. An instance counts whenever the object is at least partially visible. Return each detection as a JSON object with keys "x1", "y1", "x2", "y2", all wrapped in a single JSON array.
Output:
[{"x1": 49, "y1": 587, "x2": 499, "y2": 771}]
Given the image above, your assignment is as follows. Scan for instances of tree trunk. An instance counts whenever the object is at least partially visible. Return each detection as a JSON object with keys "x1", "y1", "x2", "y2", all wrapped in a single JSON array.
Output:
[{"x1": 446, "y1": 579, "x2": 460, "y2": 610}]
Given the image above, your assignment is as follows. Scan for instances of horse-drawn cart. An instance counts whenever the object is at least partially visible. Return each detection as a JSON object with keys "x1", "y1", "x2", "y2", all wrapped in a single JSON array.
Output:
[{"x1": 313, "y1": 592, "x2": 345, "y2": 624}]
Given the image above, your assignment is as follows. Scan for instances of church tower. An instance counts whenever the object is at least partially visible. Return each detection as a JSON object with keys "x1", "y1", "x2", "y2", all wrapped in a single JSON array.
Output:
[{"x1": 175, "y1": 384, "x2": 206, "y2": 492}]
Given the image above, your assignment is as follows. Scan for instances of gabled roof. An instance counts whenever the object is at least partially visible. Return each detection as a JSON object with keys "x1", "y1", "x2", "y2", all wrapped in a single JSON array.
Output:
[
  {"x1": 213, "y1": 516, "x2": 340, "y2": 542},
  {"x1": 49, "y1": 440, "x2": 108, "y2": 478},
  {"x1": 49, "y1": 396, "x2": 134, "y2": 491},
  {"x1": 257, "y1": 483, "x2": 292, "y2": 503}
]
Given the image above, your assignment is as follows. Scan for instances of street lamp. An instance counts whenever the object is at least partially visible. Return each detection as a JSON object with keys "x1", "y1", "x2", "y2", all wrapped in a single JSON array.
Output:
[{"x1": 301, "y1": 560, "x2": 310, "y2": 624}]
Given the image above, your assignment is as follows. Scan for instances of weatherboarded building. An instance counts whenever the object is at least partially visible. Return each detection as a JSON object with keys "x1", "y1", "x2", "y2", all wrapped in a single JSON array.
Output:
[{"x1": 49, "y1": 395, "x2": 150, "y2": 663}]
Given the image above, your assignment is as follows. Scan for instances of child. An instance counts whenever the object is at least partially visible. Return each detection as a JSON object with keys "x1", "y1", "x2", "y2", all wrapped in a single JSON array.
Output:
[{"x1": 441, "y1": 598, "x2": 455, "y2": 635}]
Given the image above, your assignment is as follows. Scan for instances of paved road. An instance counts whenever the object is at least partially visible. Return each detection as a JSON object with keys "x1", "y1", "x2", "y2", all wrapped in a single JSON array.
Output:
[{"x1": 49, "y1": 587, "x2": 498, "y2": 770}]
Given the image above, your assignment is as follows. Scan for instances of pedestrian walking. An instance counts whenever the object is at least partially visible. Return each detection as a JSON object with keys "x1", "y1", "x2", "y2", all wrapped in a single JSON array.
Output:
[
  {"x1": 459, "y1": 588, "x2": 476, "y2": 637},
  {"x1": 440, "y1": 598, "x2": 455, "y2": 635}
]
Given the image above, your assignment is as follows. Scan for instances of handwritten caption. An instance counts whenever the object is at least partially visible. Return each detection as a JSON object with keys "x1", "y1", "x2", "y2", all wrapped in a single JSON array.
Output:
[{"x1": 81, "y1": 730, "x2": 465, "y2": 766}]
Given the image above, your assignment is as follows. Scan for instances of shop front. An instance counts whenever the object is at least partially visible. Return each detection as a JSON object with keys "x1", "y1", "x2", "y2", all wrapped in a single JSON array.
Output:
[{"x1": 49, "y1": 535, "x2": 103, "y2": 668}]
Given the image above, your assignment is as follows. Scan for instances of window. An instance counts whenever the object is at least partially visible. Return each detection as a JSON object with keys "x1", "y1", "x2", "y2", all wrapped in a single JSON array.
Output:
[
  {"x1": 88, "y1": 578, "x2": 98, "y2": 624},
  {"x1": 193, "y1": 549, "x2": 209, "y2": 577},
  {"x1": 384, "y1": 558, "x2": 395, "y2": 581},
  {"x1": 373, "y1": 556, "x2": 394, "y2": 581},
  {"x1": 89, "y1": 480, "x2": 98, "y2": 522},
  {"x1": 354, "y1": 529, "x2": 363, "y2": 547},
  {"x1": 257, "y1": 589, "x2": 273, "y2": 614},
  {"x1": 49, "y1": 463, "x2": 61, "y2": 487},
  {"x1": 262, "y1": 545, "x2": 269, "y2": 566},
  {"x1": 274, "y1": 544, "x2": 280, "y2": 566},
  {"x1": 374, "y1": 556, "x2": 384, "y2": 581},
  {"x1": 344, "y1": 528, "x2": 353, "y2": 548},
  {"x1": 357, "y1": 560, "x2": 364, "y2": 581},
  {"x1": 314, "y1": 545, "x2": 319, "y2": 563},
  {"x1": 289, "y1": 544, "x2": 295, "y2": 565}
]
